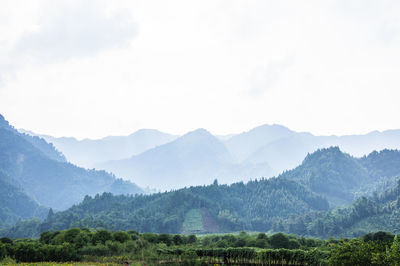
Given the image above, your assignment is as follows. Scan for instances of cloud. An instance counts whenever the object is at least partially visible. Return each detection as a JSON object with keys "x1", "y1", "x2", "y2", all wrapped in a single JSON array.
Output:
[{"x1": 13, "y1": 1, "x2": 137, "y2": 62}]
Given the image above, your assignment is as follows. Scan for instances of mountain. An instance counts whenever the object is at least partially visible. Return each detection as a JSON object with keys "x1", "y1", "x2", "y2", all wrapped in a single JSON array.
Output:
[
  {"x1": 245, "y1": 133, "x2": 324, "y2": 175},
  {"x1": 278, "y1": 147, "x2": 372, "y2": 206},
  {"x1": 96, "y1": 128, "x2": 274, "y2": 190},
  {"x1": 224, "y1": 124, "x2": 296, "y2": 162},
  {"x1": 1, "y1": 116, "x2": 66, "y2": 163},
  {"x1": 26, "y1": 129, "x2": 178, "y2": 168},
  {"x1": 0, "y1": 114, "x2": 143, "y2": 211},
  {"x1": 2, "y1": 177, "x2": 328, "y2": 237},
  {"x1": 22, "y1": 123, "x2": 400, "y2": 190},
  {"x1": 222, "y1": 124, "x2": 400, "y2": 176},
  {"x1": 278, "y1": 147, "x2": 400, "y2": 207},
  {"x1": 282, "y1": 179, "x2": 400, "y2": 238}
]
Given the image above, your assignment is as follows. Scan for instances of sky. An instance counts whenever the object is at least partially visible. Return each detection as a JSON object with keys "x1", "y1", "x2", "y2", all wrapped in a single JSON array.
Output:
[{"x1": 1, "y1": 0, "x2": 400, "y2": 139}]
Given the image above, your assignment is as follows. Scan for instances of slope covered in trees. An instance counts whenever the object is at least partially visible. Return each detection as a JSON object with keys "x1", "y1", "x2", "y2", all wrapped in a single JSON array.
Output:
[
  {"x1": 1, "y1": 178, "x2": 328, "y2": 238},
  {"x1": 0, "y1": 114, "x2": 143, "y2": 215},
  {"x1": 281, "y1": 178, "x2": 400, "y2": 238},
  {"x1": 278, "y1": 147, "x2": 400, "y2": 207}
]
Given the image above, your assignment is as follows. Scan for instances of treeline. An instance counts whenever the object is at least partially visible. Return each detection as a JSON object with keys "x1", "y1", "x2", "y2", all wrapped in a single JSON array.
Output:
[
  {"x1": 0, "y1": 228, "x2": 329, "y2": 265},
  {"x1": 1, "y1": 229, "x2": 400, "y2": 265}
]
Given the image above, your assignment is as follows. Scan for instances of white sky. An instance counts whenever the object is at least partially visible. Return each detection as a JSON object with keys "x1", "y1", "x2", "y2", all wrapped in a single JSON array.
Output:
[{"x1": 1, "y1": 0, "x2": 400, "y2": 139}]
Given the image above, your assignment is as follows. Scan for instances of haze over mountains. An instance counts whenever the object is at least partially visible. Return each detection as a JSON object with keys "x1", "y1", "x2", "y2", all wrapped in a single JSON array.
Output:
[
  {"x1": 23, "y1": 123, "x2": 400, "y2": 190},
  {"x1": 0, "y1": 114, "x2": 142, "y2": 229},
  {"x1": 19, "y1": 129, "x2": 178, "y2": 168}
]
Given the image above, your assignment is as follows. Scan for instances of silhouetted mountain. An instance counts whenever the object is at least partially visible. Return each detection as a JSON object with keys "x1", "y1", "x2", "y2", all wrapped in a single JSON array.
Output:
[
  {"x1": 97, "y1": 129, "x2": 274, "y2": 190},
  {"x1": 224, "y1": 124, "x2": 295, "y2": 162},
  {"x1": 0, "y1": 115, "x2": 143, "y2": 212},
  {"x1": 22, "y1": 122, "x2": 400, "y2": 190},
  {"x1": 226, "y1": 125, "x2": 400, "y2": 175},
  {"x1": 245, "y1": 133, "x2": 322, "y2": 175},
  {"x1": 26, "y1": 129, "x2": 178, "y2": 168}
]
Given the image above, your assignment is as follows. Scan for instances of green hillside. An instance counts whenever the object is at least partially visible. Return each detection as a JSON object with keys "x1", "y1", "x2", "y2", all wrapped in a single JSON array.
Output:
[
  {"x1": 0, "y1": 114, "x2": 143, "y2": 226},
  {"x1": 0, "y1": 177, "x2": 328, "y2": 238},
  {"x1": 279, "y1": 147, "x2": 400, "y2": 207},
  {"x1": 282, "y1": 179, "x2": 400, "y2": 238}
]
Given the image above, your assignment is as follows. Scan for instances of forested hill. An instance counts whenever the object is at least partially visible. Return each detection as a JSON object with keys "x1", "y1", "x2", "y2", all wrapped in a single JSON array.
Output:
[
  {"x1": 0, "y1": 114, "x2": 143, "y2": 224},
  {"x1": 2, "y1": 178, "x2": 329, "y2": 238},
  {"x1": 282, "y1": 179, "x2": 400, "y2": 238},
  {"x1": 279, "y1": 147, "x2": 400, "y2": 206}
]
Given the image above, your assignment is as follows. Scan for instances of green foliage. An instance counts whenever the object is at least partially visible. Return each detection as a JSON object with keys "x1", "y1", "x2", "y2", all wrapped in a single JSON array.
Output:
[
  {"x1": 387, "y1": 235, "x2": 400, "y2": 266},
  {"x1": 5, "y1": 228, "x2": 400, "y2": 265},
  {"x1": 283, "y1": 178, "x2": 400, "y2": 238},
  {"x1": 329, "y1": 239, "x2": 390, "y2": 266},
  {"x1": 270, "y1": 233, "x2": 290, "y2": 249},
  {"x1": 93, "y1": 230, "x2": 113, "y2": 245},
  {"x1": 18, "y1": 176, "x2": 328, "y2": 236}
]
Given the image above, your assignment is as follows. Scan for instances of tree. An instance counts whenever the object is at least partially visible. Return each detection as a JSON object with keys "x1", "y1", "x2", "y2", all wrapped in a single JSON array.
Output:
[
  {"x1": 388, "y1": 235, "x2": 400, "y2": 266},
  {"x1": 270, "y1": 233, "x2": 290, "y2": 249},
  {"x1": 187, "y1": 235, "x2": 197, "y2": 244},
  {"x1": 93, "y1": 230, "x2": 112, "y2": 244},
  {"x1": 172, "y1": 234, "x2": 183, "y2": 245}
]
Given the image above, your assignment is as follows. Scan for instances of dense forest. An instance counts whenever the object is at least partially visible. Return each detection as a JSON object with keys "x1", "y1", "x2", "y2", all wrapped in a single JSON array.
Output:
[
  {"x1": 281, "y1": 179, "x2": 400, "y2": 238},
  {"x1": 1, "y1": 177, "x2": 328, "y2": 238},
  {"x1": 278, "y1": 147, "x2": 400, "y2": 207},
  {"x1": 1, "y1": 228, "x2": 400, "y2": 265}
]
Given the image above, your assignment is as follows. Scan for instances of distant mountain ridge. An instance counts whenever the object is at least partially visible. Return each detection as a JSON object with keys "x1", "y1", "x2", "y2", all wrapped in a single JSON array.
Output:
[
  {"x1": 22, "y1": 129, "x2": 178, "y2": 168},
  {"x1": 97, "y1": 128, "x2": 274, "y2": 190},
  {"x1": 20, "y1": 120, "x2": 400, "y2": 191}
]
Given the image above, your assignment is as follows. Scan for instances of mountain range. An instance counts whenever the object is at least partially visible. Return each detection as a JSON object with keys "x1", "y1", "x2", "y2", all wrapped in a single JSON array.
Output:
[{"x1": 22, "y1": 124, "x2": 400, "y2": 190}]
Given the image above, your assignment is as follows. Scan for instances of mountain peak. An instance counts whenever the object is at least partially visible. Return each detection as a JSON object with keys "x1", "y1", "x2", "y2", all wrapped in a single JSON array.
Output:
[
  {"x1": 303, "y1": 146, "x2": 344, "y2": 163},
  {"x1": 182, "y1": 128, "x2": 213, "y2": 138}
]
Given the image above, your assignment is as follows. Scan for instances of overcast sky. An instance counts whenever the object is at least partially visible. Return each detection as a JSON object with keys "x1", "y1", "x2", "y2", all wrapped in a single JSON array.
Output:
[{"x1": 1, "y1": 0, "x2": 400, "y2": 139}]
